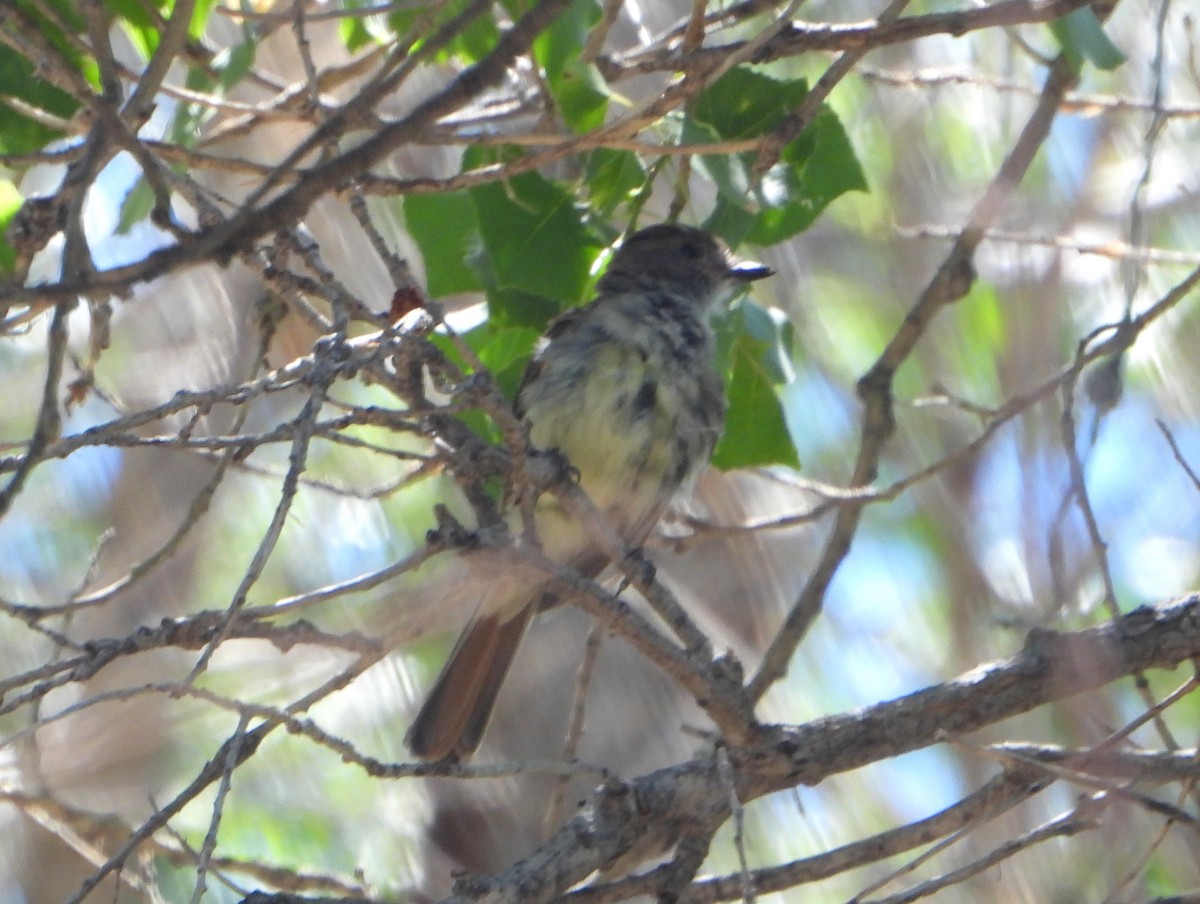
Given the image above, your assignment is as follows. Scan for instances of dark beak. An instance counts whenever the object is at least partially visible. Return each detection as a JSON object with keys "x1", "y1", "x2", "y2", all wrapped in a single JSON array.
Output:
[{"x1": 730, "y1": 260, "x2": 773, "y2": 281}]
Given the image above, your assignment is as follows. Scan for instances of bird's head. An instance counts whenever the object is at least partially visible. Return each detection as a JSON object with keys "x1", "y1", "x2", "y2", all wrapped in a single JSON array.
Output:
[{"x1": 597, "y1": 224, "x2": 772, "y2": 308}]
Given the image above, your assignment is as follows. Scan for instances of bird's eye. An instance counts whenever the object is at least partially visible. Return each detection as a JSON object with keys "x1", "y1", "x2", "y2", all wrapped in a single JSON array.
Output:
[{"x1": 680, "y1": 242, "x2": 701, "y2": 259}]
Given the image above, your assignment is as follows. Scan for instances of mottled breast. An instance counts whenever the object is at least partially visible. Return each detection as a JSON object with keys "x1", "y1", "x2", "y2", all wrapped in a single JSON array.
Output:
[{"x1": 516, "y1": 290, "x2": 725, "y2": 535}]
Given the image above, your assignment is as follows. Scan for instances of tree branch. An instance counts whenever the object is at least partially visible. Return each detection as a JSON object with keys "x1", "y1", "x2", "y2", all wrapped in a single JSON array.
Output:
[{"x1": 240, "y1": 595, "x2": 1200, "y2": 904}]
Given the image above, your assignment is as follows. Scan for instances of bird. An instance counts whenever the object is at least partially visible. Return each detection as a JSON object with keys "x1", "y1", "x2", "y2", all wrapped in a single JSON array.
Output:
[{"x1": 405, "y1": 223, "x2": 772, "y2": 761}]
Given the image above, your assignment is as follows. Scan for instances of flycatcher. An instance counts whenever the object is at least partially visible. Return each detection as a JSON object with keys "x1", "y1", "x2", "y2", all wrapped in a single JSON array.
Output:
[{"x1": 406, "y1": 224, "x2": 772, "y2": 761}]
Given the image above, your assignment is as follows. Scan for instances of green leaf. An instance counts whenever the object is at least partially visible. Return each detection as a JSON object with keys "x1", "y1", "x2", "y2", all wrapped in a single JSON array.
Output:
[
  {"x1": 107, "y1": 0, "x2": 203, "y2": 59},
  {"x1": 940, "y1": 281, "x2": 1006, "y2": 399},
  {"x1": 215, "y1": 41, "x2": 257, "y2": 91},
  {"x1": 12, "y1": 1, "x2": 100, "y2": 90},
  {"x1": 533, "y1": 0, "x2": 599, "y2": 79},
  {"x1": 189, "y1": 0, "x2": 217, "y2": 40},
  {"x1": 473, "y1": 325, "x2": 540, "y2": 400},
  {"x1": 533, "y1": 0, "x2": 606, "y2": 132},
  {"x1": 171, "y1": 59, "x2": 223, "y2": 143},
  {"x1": 583, "y1": 149, "x2": 646, "y2": 213},
  {"x1": 747, "y1": 107, "x2": 867, "y2": 244},
  {"x1": 553, "y1": 60, "x2": 609, "y2": 132},
  {"x1": 468, "y1": 168, "x2": 600, "y2": 305},
  {"x1": 449, "y1": 16, "x2": 501, "y2": 61},
  {"x1": 417, "y1": 0, "x2": 501, "y2": 61},
  {"x1": 428, "y1": 323, "x2": 540, "y2": 440},
  {"x1": 498, "y1": 0, "x2": 533, "y2": 21},
  {"x1": 340, "y1": 10, "x2": 373, "y2": 52},
  {"x1": 106, "y1": 0, "x2": 162, "y2": 59},
  {"x1": 691, "y1": 68, "x2": 809, "y2": 140},
  {"x1": 405, "y1": 192, "x2": 485, "y2": 298},
  {"x1": 1051, "y1": 8, "x2": 1126, "y2": 71},
  {"x1": 736, "y1": 298, "x2": 792, "y2": 383},
  {"x1": 116, "y1": 176, "x2": 155, "y2": 235},
  {"x1": 0, "y1": 180, "x2": 24, "y2": 274},
  {"x1": 711, "y1": 299, "x2": 799, "y2": 470},
  {"x1": 428, "y1": 330, "x2": 496, "y2": 443},
  {"x1": 0, "y1": 102, "x2": 61, "y2": 157},
  {"x1": 683, "y1": 118, "x2": 749, "y2": 202},
  {"x1": 688, "y1": 67, "x2": 866, "y2": 245},
  {"x1": 702, "y1": 197, "x2": 758, "y2": 248},
  {"x1": 341, "y1": 1, "x2": 399, "y2": 51},
  {"x1": 350, "y1": 0, "x2": 498, "y2": 61},
  {"x1": 0, "y1": 39, "x2": 81, "y2": 153},
  {"x1": 792, "y1": 106, "x2": 868, "y2": 198},
  {"x1": 485, "y1": 288, "x2": 562, "y2": 331},
  {"x1": 712, "y1": 329, "x2": 799, "y2": 471}
]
